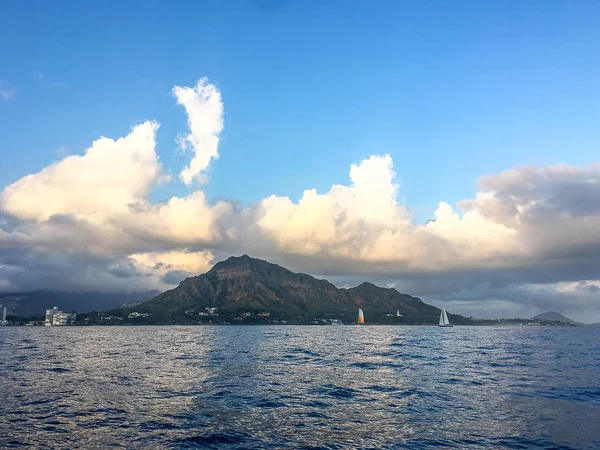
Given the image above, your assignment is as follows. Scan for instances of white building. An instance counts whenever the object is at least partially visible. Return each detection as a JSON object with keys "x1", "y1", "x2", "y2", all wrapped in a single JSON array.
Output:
[
  {"x1": 45, "y1": 306, "x2": 75, "y2": 326},
  {"x1": 128, "y1": 312, "x2": 150, "y2": 319}
]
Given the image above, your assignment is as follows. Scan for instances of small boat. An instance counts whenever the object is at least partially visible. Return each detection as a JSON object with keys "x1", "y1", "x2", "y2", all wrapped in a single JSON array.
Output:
[
  {"x1": 357, "y1": 308, "x2": 365, "y2": 325},
  {"x1": 439, "y1": 308, "x2": 453, "y2": 327}
]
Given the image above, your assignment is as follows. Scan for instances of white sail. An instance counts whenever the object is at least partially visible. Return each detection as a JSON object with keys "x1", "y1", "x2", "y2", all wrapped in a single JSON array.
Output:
[
  {"x1": 439, "y1": 308, "x2": 451, "y2": 326},
  {"x1": 358, "y1": 308, "x2": 364, "y2": 324}
]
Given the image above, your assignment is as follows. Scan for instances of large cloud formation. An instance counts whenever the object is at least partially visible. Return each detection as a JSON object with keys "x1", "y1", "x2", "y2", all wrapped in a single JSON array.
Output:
[{"x1": 1, "y1": 78, "x2": 599, "y2": 321}]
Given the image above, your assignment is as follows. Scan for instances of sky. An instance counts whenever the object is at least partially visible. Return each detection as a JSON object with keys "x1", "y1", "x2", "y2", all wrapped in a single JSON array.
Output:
[{"x1": 1, "y1": 0, "x2": 600, "y2": 321}]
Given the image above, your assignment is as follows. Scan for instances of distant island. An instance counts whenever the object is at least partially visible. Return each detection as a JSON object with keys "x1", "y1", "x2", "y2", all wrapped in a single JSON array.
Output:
[
  {"x1": 531, "y1": 311, "x2": 582, "y2": 325},
  {"x1": 0, "y1": 256, "x2": 587, "y2": 327},
  {"x1": 78, "y1": 255, "x2": 469, "y2": 325}
]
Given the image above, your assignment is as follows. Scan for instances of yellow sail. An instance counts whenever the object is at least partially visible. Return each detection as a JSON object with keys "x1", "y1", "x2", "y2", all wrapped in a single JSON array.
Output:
[{"x1": 357, "y1": 308, "x2": 365, "y2": 324}]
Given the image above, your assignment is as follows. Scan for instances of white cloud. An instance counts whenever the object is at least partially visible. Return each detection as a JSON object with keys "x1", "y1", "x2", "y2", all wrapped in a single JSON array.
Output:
[
  {"x1": 116, "y1": 191, "x2": 233, "y2": 248},
  {"x1": 0, "y1": 121, "x2": 163, "y2": 222},
  {"x1": 131, "y1": 250, "x2": 214, "y2": 276},
  {"x1": 0, "y1": 81, "x2": 18, "y2": 102},
  {"x1": 172, "y1": 78, "x2": 224, "y2": 185},
  {"x1": 255, "y1": 154, "x2": 518, "y2": 269},
  {"x1": 257, "y1": 155, "x2": 408, "y2": 254}
]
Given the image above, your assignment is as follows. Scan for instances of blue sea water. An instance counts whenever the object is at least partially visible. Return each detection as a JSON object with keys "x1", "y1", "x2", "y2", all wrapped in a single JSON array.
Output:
[{"x1": 1, "y1": 325, "x2": 599, "y2": 449}]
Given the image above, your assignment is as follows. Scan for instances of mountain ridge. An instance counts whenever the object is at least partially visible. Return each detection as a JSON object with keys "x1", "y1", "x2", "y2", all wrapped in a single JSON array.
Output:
[
  {"x1": 93, "y1": 255, "x2": 473, "y2": 325},
  {"x1": 531, "y1": 311, "x2": 584, "y2": 326}
]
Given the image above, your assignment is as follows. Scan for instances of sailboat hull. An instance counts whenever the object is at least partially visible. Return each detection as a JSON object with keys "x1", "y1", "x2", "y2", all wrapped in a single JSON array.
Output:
[{"x1": 438, "y1": 324, "x2": 453, "y2": 327}]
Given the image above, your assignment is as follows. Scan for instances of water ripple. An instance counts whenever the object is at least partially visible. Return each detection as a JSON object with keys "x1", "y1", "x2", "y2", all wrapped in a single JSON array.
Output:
[{"x1": 1, "y1": 325, "x2": 599, "y2": 449}]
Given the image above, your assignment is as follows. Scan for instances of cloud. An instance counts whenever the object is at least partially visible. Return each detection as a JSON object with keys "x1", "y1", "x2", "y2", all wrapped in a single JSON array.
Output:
[
  {"x1": 172, "y1": 78, "x2": 224, "y2": 185},
  {"x1": 116, "y1": 192, "x2": 232, "y2": 248},
  {"x1": 130, "y1": 250, "x2": 213, "y2": 275},
  {"x1": 256, "y1": 155, "x2": 408, "y2": 255},
  {"x1": 0, "y1": 121, "x2": 164, "y2": 222},
  {"x1": 0, "y1": 81, "x2": 18, "y2": 102},
  {"x1": 161, "y1": 270, "x2": 193, "y2": 285},
  {"x1": 457, "y1": 164, "x2": 600, "y2": 270},
  {"x1": 254, "y1": 154, "x2": 518, "y2": 270},
  {"x1": 0, "y1": 246, "x2": 165, "y2": 294},
  {"x1": 1, "y1": 77, "x2": 600, "y2": 320},
  {"x1": 130, "y1": 250, "x2": 213, "y2": 288},
  {"x1": 575, "y1": 281, "x2": 600, "y2": 293}
]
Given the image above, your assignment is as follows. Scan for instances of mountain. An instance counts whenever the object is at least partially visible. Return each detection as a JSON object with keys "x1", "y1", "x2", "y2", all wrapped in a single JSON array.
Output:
[
  {"x1": 0, "y1": 290, "x2": 161, "y2": 317},
  {"x1": 531, "y1": 311, "x2": 582, "y2": 325},
  {"x1": 92, "y1": 255, "x2": 473, "y2": 325}
]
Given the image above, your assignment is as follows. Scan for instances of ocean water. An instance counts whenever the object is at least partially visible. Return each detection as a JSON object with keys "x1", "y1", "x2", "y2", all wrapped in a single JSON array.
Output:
[{"x1": 1, "y1": 326, "x2": 599, "y2": 449}]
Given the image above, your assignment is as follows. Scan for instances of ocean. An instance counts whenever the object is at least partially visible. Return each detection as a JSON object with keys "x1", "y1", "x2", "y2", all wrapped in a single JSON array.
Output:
[{"x1": 1, "y1": 325, "x2": 599, "y2": 449}]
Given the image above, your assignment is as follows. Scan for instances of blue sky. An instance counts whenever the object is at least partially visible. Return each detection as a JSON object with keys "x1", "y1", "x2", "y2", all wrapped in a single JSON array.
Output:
[{"x1": 2, "y1": 0, "x2": 600, "y2": 222}]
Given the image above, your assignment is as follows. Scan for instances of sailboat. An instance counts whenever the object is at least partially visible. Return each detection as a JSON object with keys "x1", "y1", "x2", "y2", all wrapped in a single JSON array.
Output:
[
  {"x1": 357, "y1": 308, "x2": 365, "y2": 325},
  {"x1": 439, "y1": 308, "x2": 453, "y2": 327}
]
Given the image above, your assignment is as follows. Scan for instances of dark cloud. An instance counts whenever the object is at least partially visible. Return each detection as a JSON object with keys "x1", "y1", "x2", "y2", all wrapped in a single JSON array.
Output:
[
  {"x1": 0, "y1": 214, "x2": 21, "y2": 233},
  {"x1": 576, "y1": 281, "x2": 600, "y2": 293},
  {"x1": 161, "y1": 270, "x2": 191, "y2": 286},
  {"x1": 474, "y1": 165, "x2": 600, "y2": 224},
  {"x1": 108, "y1": 261, "x2": 140, "y2": 279},
  {"x1": 0, "y1": 247, "x2": 159, "y2": 294}
]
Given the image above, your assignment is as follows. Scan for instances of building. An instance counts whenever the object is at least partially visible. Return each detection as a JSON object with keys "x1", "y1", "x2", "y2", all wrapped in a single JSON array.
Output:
[
  {"x1": 128, "y1": 312, "x2": 150, "y2": 319},
  {"x1": 45, "y1": 306, "x2": 75, "y2": 326},
  {"x1": 45, "y1": 307, "x2": 57, "y2": 325}
]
